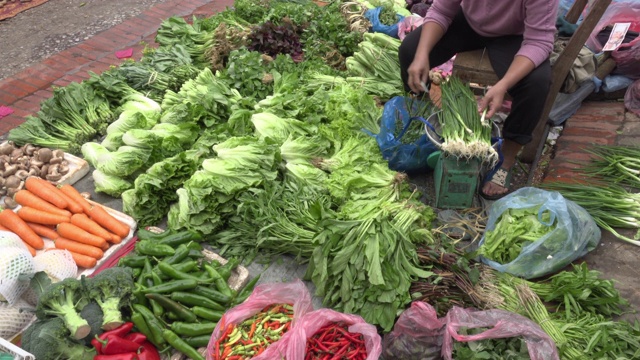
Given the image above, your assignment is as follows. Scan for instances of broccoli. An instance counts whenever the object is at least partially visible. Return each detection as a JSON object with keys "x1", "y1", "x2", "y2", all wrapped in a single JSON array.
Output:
[
  {"x1": 79, "y1": 301, "x2": 104, "y2": 347},
  {"x1": 82, "y1": 266, "x2": 135, "y2": 330},
  {"x1": 35, "y1": 277, "x2": 90, "y2": 339},
  {"x1": 21, "y1": 318, "x2": 96, "y2": 360}
]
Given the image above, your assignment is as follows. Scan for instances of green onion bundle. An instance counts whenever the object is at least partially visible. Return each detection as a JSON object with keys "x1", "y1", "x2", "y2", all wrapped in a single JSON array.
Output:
[
  {"x1": 541, "y1": 182, "x2": 640, "y2": 245},
  {"x1": 439, "y1": 76, "x2": 497, "y2": 165},
  {"x1": 583, "y1": 144, "x2": 640, "y2": 188}
]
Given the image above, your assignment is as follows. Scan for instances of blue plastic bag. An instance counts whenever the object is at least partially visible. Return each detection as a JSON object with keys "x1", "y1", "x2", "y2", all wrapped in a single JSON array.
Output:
[
  {"x1": 478, "y1": 187, "x2": 600, "y2": 279},
  {"x1": 372, "y1": 96, "x2": 439, "y2": 173},
  {"x1": 364, "y1": 7, "x2": 405, "y2": 38}
]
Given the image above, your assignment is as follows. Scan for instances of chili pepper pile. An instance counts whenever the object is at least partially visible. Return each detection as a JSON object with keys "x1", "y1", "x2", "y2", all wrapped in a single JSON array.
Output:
[
  {"x1": 213, "y1": 303, "x2": 295, "y2": 360},
  {"x1": 91, "y1": 322, "x2": 161, "y2": 360},
  {"x1": 116, "y1": 228, "x2": 261, "y2": 360},
  {"x1": 305, "y1": 322, "x2": 368, "y2": 360}
]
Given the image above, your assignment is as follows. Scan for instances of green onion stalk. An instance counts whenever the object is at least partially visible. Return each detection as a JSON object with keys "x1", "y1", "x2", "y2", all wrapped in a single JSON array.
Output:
[
  {"x1": 439, "y1": 76, "x2": 497, "y2": 166},
  {"x1": 541, "y1": 182, "x2": 640, "y2": 245},
  {"x1": 583, "y1": 144, "x2": 640, "y2": 188}
]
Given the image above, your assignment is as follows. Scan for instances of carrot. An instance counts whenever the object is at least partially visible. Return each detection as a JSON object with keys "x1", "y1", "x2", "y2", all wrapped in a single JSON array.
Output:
[
  {"x1": 21, "y1": 241, "x2": 37, "y2": 256},
  {"x1": 24, "y1": 177, "x2": 68, "y2": 209},
  {"x1": 67, "y1": 250, "x2": 97, "y2": 269},
  {"x1": 54, "y1": 237, "x2": 103, "y2": 259},
  {"x1": 0, "y1": 224, "x2": 8, "y2": 231},
  {"x1": 56, "y1": 222, "x2": 107, "y2": 249},
  {"x1": 58, "y1": 184, "x2": 92, "y2": 214},
  {"x1": 17, "y1": 206, "x2": 70, "y2": 226},
  {"x1": 109, "y1": 233, "x2": 122, "y2": 244},
  {"x1": 87, "y1": 205, "x2": 130, "y2": 238},
  {"x1": 70, "y1": 214, "x2": 112, "y2": 241},
  {"x1": 101, "y1": 241, "x2": 109, "y2": 251},
  {"x1": 14, "y1": 190, "x2": 73, "y2": 217},
  {"x1": 26, "y1": 222, "x2": 59, "y2": 240},
  {"x1": 0, "y1": 208, "x2": 45, "y2": 249},
  {"x1": 56, "y1": 189, "x2": 84, "y2": 214}
]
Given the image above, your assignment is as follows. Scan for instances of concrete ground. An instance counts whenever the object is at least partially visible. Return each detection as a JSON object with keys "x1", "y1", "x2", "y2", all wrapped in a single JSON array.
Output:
[{"x1": 1, "y1": 0, "x2": 638, "y2": 322}]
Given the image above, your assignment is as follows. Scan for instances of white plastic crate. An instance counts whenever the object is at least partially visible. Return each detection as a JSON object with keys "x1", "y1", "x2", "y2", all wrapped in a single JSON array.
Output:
[{"x1": 0, "y1": 337, "x2": 34, "y2": 360}]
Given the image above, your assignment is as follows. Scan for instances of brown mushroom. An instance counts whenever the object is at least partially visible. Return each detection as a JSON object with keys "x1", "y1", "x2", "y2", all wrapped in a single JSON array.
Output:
[
  {"x1": 27, "y1": 166, "x2": 40, "y2": 178},
  {"x1": 0, "y1": 189, "x2": 6, "y2": 197},
  {"x1": 49, "y1": 156, "x2": 64, "y2": 165},
  {"x1": 0, "y1": 142, "x2": 13, "y2": 156},
  {"x1": 15, "y1": 169, "x2": 29, "y2": 180},
  {"x1": 3, "y1": 164, "x2": 18, "y2": 177},
  {"x1": 22, "y1": 144, "x2": 38, "y2": 157},
  {"x1": 37, "y1": 148, "x2": 53, "y2": 164},
  {"x1": 4, "y1": 175, "x2": 20, "y2": 190},
  {"x1": 6, "y1": 181, "x2": 23, "y2": 197},
  {"x1": 59, "y1": 163, "x2": 70, "y2": 176},
  {"x1": 16, "y1": 156, "x2": 30, "y2": 168},
  {"x1": 10, "y1": 148, "x2": 23, "y2": 159},
  {"x1": 46, "y1": 164, "x2": 62, "y2": 182},
  {"x1": 40, "y1": 164, "x2": 49, "y2": 177},
  {"x1": 52, "y1": 149, "x2": 65, "y2": 159},
  {"x1": 3, "y1": 197, "x2": 18, "y2": 210},
  {"x1": 0, "y1": 177, "x2": 4, "y2": 188},
  {"x1": 30, "y1": 159, "x2": 44, "y2": 168}
]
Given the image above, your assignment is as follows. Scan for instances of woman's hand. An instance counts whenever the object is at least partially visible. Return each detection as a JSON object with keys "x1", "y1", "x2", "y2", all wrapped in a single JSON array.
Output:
[
  {"x1": 478, "y1": 83, "x2": 508, "y2": 119},
  {"x1": 407, "y1": 56, "x2": 430, "y2": 94}
]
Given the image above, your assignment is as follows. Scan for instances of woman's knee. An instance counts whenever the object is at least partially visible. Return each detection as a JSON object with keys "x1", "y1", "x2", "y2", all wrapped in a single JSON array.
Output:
[{"x1": 398, "y1": 28, "x2": 422, "y2": 68}]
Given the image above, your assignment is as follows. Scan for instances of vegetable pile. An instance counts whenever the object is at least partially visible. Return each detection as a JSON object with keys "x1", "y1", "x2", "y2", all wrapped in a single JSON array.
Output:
[
  {"x1": 305, "y1": 322, "x2": 368, "y2": 360},
  {"x1": 212, "y1": 303, "x2": 294, "y2": 359}
]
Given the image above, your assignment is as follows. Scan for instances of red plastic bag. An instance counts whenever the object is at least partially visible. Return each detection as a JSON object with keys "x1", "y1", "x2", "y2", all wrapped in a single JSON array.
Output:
[
  {"x1": 442, "y1": 306, "x2": 559, "y2": 360},
  {"x1": 284, "y1": 309, "x2": 382, "y2": 360},
  {"x1": 586, "y1": 1, "x2": 640, "y2": 78},
  {"x1": 205, "y1": 279, "x2": 313, "y2": 360},
  {"x1": 625, "y1": 79, "x2": 640, "y2": 115}
]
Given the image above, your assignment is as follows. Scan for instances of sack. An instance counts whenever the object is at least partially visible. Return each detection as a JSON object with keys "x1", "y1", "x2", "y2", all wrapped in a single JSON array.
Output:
[
  {"x1": 625, "y1": 79, "x2": 640, "y2": 115},
  {"x1": 373, "y1": 96, "x2": 439, "y2": 172},
  {"x1": 478, "y1": 187, "x2": 600, "y2": 279},
  {"x1": 364, "y1": 7, "x2": 405, "y2": 38},
  {"x1": 205, "y1": 279, "x2": 313, "y2": 360},
  {"x1": 382, "y1": 301, "x2": 560, "y2": 360},
  {"x1": 586, "y1": 1, "x2": 640, "y2": 78},
  {"x1": 285, "y1": 309, "x2": 382, "y2": 360}
]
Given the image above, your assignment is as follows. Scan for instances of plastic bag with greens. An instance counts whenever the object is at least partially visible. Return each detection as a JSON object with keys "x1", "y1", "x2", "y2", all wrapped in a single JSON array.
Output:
[{"x1": 477, "y1": 187, "x2": 600, "y2": 279}]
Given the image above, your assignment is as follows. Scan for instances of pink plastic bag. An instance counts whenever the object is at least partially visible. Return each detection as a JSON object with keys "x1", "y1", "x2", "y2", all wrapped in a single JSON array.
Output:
[
  {"x1": 284, "y1": 309, "x2": 382, "y2": 360},
  {"x1": 625, "y1": 79, "x2": 640, "y2": 115},
  {"x1": 381, "y1": 301, "x2": 444, "y2": 360},
  {"x1": 398, "y1": 15, "x2": 428, "y2": 40},
  {"x1": 206, "y1": 280, "x2": 313, "y2": 360},
  {"x1": 382, "y1": 301, "x2": 559, "y2": 360},
  {"x1": 442, "y1": 306, "x2": 559, "y2": 360},
  {"x1": 586, "y1": 1, "x2": 640, "y2": 78}
]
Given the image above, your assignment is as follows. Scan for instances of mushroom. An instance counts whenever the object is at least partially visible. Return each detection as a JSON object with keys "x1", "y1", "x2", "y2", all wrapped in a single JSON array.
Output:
[
  {"x1": 27, "y1": 166, "x2": 40, "y2": 178},
  {"x1": 37, "y1": 148, "x2": 53, "y2": 164},
  {"x1": 6, "y1": 181, "x2": 23, "y2": 198},
  {"x1": 46, "y1": 164, "x2": 62, "y2": 182},
  {"x1": 59, "y1": 162, "x2": 70, "y2": 176},
  {"x1": 40, "y1": 164, "x2": 49, "y2": 177},
  {"x1": 16, "y1": 156, "x2": 30, "y2": 168},
  {"x1": 49, "y1": 156, "x2": 64, "y2": 165},
  {"x1": 22, "y1": 144, "x2": 38, "y2": 157},
  {"x1": 10, "y1": 148, "x2": 23, "y2": 159},
  {"x1": 3, "y1": 164, "x2": 18, "y2": 177},
  {"x1": 52, "y1": 149, "x2": 65, "y2": 159},
  {"x1": 0, "y1": 155, "x2": 9, "y2": 164},
  {"x1": 15, "y1": 169, "x2": 29, "y2": 180},
  {"x1": 0, "y1": 142, "x2": 13, "y2": 156},
  {"x1": 0, "y1": 189, "x2": 6, "y2": 197},
  {"x1": 0, "y1": 177, "x2": 4, "y2": 188},
  {"x1": 30, "y1": 158, "x2": 44, "y2": 168},
  {"x1": 3, "y1": 197, "x2": 18, "y2": 210},
  {"x1": 4, "y1": 175, "x2": 21, "y2": 190}
]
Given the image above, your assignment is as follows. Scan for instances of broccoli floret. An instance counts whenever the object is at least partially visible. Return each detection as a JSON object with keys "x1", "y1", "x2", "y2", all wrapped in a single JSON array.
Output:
[
  {"x1": 82, "y1": 267, "x2": 135, "y2": 330},
  {"x1": 35, "y1": 277, "x2": 90, "y2": 339},
  {"x1": 22, "y1": 318, "x2": 96, "y2": 360},
  {"x1": 79, "y1": 301, "x2": 104, "y2": 347}
]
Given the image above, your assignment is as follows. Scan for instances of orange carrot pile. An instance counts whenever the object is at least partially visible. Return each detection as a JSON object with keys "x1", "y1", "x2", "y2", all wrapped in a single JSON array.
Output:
[{"x1": 1, "y1": 176, "x2": 132, "y2": 269}]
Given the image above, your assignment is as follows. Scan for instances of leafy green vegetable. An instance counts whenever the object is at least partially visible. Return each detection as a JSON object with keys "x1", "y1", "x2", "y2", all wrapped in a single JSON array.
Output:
[
  {"x1": 106, "y1": 110, "x2": 154, "y2": 136},
  {"x1": 81, "y1": 267, "x2": 134, "y2": 330},
  {"x1": 22, "y1": 318, "x2": 95, "y2": 360},
  {"x1": 451, "y1": 328, "x2": 530, "y2": 360},
  {"x1": 35, "y1": 278, "x2": 89, "y2": 339},
  {"x1": 95, "y1": 145, "x2": 151, "y2": 177},
  {"x1": 81, "y1": 142, "x2": 111, "y2": 169},
  {"x1": 220, "y1": 48, "x2": 276, "y2": 100},
  {"x1": 92, "y1": 169, "x2": 133, "y2": 197},
  {"x1": 251, "y1": 112, "x2": 314, "y2": 142}
]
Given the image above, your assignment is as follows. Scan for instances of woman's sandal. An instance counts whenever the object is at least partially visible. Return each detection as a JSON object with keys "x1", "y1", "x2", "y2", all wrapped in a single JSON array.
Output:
[{"x1": 480, "y1": 166, "x2": 513, "y2": 200}]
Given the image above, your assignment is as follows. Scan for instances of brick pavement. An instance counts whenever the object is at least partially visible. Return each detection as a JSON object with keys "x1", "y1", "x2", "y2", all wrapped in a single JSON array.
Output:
[{"x1": 0, "y1": 0, "x2": 632, "y2": 184}]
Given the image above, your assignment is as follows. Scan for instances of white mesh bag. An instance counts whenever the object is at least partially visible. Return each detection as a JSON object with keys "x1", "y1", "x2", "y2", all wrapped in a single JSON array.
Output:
[
  {"x1": 33, "y1": 249, "x2": 77, "y2": 282},
  {"x1": 0, "y1": 299, "x2": 36, "y2": 341},
  {"x1": 0, "y1": 231, "x2": 36, "y2": 305}
]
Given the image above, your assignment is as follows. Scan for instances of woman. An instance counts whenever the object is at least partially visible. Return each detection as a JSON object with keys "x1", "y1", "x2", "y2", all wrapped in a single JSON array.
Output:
[{"x1": 399, "y1": 0, "x2": 559, "y2": 199}]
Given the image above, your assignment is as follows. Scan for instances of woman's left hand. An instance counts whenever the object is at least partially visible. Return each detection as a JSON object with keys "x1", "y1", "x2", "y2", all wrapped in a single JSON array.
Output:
[{"x1": 478, "y1": 83, "x2": 508, "y2": 119}]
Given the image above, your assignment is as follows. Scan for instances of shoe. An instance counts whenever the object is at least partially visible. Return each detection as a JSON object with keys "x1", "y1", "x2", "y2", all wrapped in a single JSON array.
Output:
[{"x1": 480, "y1": 165, "x2": 513, "y2": 200}]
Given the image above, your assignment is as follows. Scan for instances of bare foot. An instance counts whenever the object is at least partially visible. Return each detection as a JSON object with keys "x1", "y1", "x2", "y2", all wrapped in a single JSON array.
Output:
[{"x1": 481, "y1": 180, "x2": 509, "y2": 197}]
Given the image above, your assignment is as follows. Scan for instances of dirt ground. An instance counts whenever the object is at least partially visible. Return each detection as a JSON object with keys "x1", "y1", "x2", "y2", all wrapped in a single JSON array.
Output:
[{"x1": 0, "y1": 0, "x2": 171, "y2": 81}]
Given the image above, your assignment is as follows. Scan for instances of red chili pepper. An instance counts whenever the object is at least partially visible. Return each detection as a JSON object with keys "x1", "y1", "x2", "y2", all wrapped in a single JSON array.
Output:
[
  {"x1": 137, "y1": 341, "x2": 161, "y2": 360},
  {"x1": 94, "y1": 322, "x2": 136, "y2": 354},
  {"x1": 92, "y1": 335, "x2": 105, "y2": 354},
  {"x1": 100, "y1": 334, "x2": 143, "y2": 355},
  {"x1": 94, "y1": 353, "x2": 139, "y2": 360},
  {"x1": 124, "y1": 332, "x2": 147, "y2": 344}
]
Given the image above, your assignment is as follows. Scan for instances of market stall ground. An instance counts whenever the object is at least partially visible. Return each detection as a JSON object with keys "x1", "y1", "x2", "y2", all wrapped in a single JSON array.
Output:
[{"x1": 0, "y1": 0, "x2": 638, "y2": 325}]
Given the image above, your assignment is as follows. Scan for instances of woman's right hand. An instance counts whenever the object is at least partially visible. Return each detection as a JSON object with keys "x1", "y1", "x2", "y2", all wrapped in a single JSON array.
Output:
[{"x1": 407, "y1": 55, "x2": 430, "y2": 94}]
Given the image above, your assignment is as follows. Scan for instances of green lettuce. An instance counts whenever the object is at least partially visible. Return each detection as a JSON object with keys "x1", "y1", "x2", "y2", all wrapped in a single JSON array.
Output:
[
  {"x1": 81, "y1": 143, "x2": 111, "y2": 168},
  {"x1": 280, "y1": 135, "x2": 330, "y2": 165},
  {"x1": 92, "y1": 170, "x2": 133, "y2": 197},
  {"x1": 96, "y1": 145, "x2": 150, "y2": 177},
  {"x1": 251, "y1": 112, "x2": 314, "y2": 142}
]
